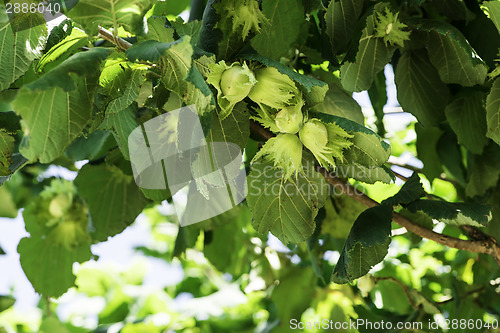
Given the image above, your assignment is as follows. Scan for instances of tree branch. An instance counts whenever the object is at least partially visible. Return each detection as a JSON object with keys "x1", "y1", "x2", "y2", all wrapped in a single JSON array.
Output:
[
  {"x1": 249, "y1": 120, "x2": 500, "y2": 267},
  {"x1": 250, "y1": 119, "x2": 274, "y2": 140},
  {"x1": 387, "y1": 158, "x2": 458, "y2": 186},
  {"x1": 317, "y1": 166, "x2": 500, "y2": 266},
  {"x1": 97, "y1": 26, "x2": 132, "y2": 50}
]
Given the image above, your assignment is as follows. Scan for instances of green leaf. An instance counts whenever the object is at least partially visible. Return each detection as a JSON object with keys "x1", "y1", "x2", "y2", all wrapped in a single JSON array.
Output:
[
  {"x1": 406, "y1": 200, "x2": 492, "y2": 228},
  {"x1": 190, "y1": 105, "x2": 249, "y2": 201},
  {"x1": 325, "y1": 0, "x2": 365, "y2": 54},
  {"x1": 172, "y1": 18, "x2": 202, "y2": 45},
  {"x1": 98, "y1": 60, "x2": 146, "y2": 160},
  {"x1": 66, "y1": 0, "x2": 152, "y2": 36},
  {"x1": 409, "y1": 289, "x2": 441, "y2": 315},
  {"x1": 65, "y1": 130, "x2": 115, "y2": 161},
  {"x1": 437, "y1": 130, "x2": 466, "y2": 185},
  {"x1": 0, "y1": 111, "x2": 21, "y2": 134},
  {"x1": 14, "y1": 84, "x2": 93, "y2": 163},
  {"x1": 105, "y1": 67, "x2": 147, "y2": 112},
  {"x1": 140, "y1": 187, "x2": 171, "y2": 202},
  {"x1": 74, "y1": 164, "x2": 148, "y2": 241},
  {"x1": 271, "y1": 266, "x2": 316, "y2": 323},
  {"x1": 0, "y1": 130, "x2": 15, "y2": 176},
  {"x1": 97, "y1": 54, "x2": 147, "y2": 159},
  {"x1": 314, "y1": 113, "x2": 391, "y2": 167},
  {"x1": 173, "y1": 224, "x2": 200, "y2": 258},
  {"x1": 336, "y1": 164, "x2": 394, "y2": 184},
  {"x1": 371, "y1": 279, "x2": 412, "y2": 314},
  {"x1": 98, "y1": 287, "x2": 132, "y2": 324},
  {"x1": 415, "y1": 124, "x2": 443, "y2": 182},
  {"x1": 250, "y1": 0, "x2": 304, "y2": 60},
  {"x1": 382, "y1": 173, "x2": 425, "y2": 207},
  {"x1": 151, "y1": 0, "x2": 190, "y2": 17},
  {"x1": 484, "y1": 1, "x2": 500, "y2": 35},
  {"x1": 340, "y1": 11, "x2": 395, "y2": 92},
  {"x1": 36, "y1": 28, "x2": 89, "y2": 74},
  {"x1": 486, "y1": 78, "x2": 500, "y2": 147},
  {"x1": 21, "y1": 47, "x2": 109, "y2": 92},
  {"x1": 332, "y1": 205, "x2": 393, "y2": 283},
  {"x1": 367, "y1": 70, "x2": 387, "y2": 136},
  {"x1": 313, "y1": 84, "x2": 364, "y2": 125},
  {"x1": 0, "y1": 186, "x2": 17, "y2": 218},
  {"x1": 415, "y1": 20, "x2": 488, "y2": 86},
  {"x1": 44, "y1": 19, "x2": 73, "y2": 52},
  {"x1": 465, "y1": 143, "x2": 500, "y2": 198},
  {"x1": 432, "y1": 0, "x2": 472, "y2": 22},
  {"x1": 0, "y1": 295, "x2": 15, "y2": 312},
  {"x1": 197, "y1": 0, "x2": 224, "y2": 55},
  {"x1": 207, "y1": 103, "x2": 250, "y2": 150},
  {"x1": 99, "y1": 52, "x2": 145, "y2": 97},
  {"x1": 0, "y1": 153, "x2": 28, "y2": 186},
  {"x1": 99, "y1": 104, "x2": 138, "y2": 161},
  {"x1": 75, "y1": 264, "x2": 116, "y2": 297},
  {"x1": 18, "y1": 236, "x2": 91, "y2": 297},
  {"x1": 302, "y1": 0, "x2": 325, "y2": 13},
  {"x1": 39, "y1": 317, "x2": 70, "y2": 333},
  {"x1": 13, "y1": 49, "x2": 109, "y2": 163},
  {"x1": 127, "y1": 36, "x2": 214, "y2": 114},
  {"x1": 184, "y1": 65, "x2": 215, "y2": 115},
  {"x1": 398, "y1": 208, "x2": 434, "y2": 244},
  {"x1": 204, "y1": 206, "x2": 252, "y2": 277},
  {"x1": 395, "y1": 49, "x2": 450, "y2": 127},
  {"x1": 445, "y1": 91, "x2": 488, "y2": 155},
  {"x1": 146, "y1": 16, "x2": 175, "y2": 43},
  {"x1": 126, "y1": 39, "x2": 184, "y2": 62},
  {"x1": 0, "y1": 13, "x2": 47, "y2": 91},
  {"x1": 247, "y1": 160, "x2": 328, "y2": 244},
  {"x1": 460, "y1": 7, "x2": 500, "y2": 69},
  {"x1": 121, "y1": 323, "x2": 161, "y2": 333},
  {"x1": 322, "y1": 195, "x2": 366, "y2": 239}
]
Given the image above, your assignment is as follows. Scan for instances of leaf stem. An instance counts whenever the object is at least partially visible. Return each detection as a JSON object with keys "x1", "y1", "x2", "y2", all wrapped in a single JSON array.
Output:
[{"x1": 45, "y1": 296, "x2": 52, "y2": 317}]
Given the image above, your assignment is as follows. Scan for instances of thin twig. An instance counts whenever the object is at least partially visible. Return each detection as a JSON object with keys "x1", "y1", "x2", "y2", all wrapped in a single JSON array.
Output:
[
  {"x1": 97, "y1": 26, "x2": 132, "y2": 50},
  {"x1": 391, "y1": 227, "x2": 408, "y2": 236},
  {"x1": 387, "y1": 159, "x2": 459, "y2": 186},
  {"x1": 391, "y1": 168, "x2": 443, "y2": 201},
  {"x1": 248, "y1": 121, "x2": 500, "y2": 267},
  {"x1": 372, "y1": 276, "x2": 418, "y2": 309},
  {"x1": 434, "y1": 286, "x2": 485, "y2": 305},
  {"x1": 392, "y1": 169, "x2": 409, "y2": 182}
]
